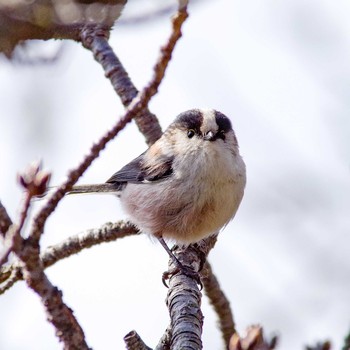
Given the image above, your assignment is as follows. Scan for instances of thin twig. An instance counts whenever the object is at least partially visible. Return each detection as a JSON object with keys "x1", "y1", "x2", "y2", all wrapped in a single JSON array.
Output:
[
  {"x1": 0, "y1": 265, "x2": 21, "y2": 294},
  {"x1": 8, "y1": 166, "x2": 91, "y2": 349},
  {"x1": 80, "y1": 27, "x2": 162, "y2": 146},
  {"x1": 0, "y1": 192, "x2": 31, "y2": 268},
  {"x1": 0, "y1": 221, "x2": 139, "y2": 294},
  {"x1": 0, "y1": 200, "x2": 13, "y2": 236},
  {"x1": 201, "y1": 260, "x2": 236, "y2": 347},
  {"x1": 17, "y1": 248, "x2": 91, "y2": 350}
]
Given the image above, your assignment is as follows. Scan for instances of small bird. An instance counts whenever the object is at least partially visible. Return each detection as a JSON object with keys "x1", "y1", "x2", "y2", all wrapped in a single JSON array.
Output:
[{"x1": 69, "y1": 109, "x2": 246, "y2": 275}]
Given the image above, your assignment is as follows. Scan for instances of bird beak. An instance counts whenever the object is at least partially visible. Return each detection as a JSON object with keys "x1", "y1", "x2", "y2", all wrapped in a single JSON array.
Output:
[{"x1": 203, "y1": 131, "x2": 215, "y2": 141}]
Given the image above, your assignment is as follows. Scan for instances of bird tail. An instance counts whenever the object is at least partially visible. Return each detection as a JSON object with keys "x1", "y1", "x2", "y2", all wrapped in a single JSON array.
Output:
[
  {"x1": 67, "y1": 183, "x2": 119, "y2": 195},
  {"x1": 34, "y1": 183, "x2": 120, "y2": 200}
]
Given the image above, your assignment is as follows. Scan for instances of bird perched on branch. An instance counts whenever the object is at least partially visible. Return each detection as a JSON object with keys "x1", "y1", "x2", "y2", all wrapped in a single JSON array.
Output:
[{"x1": 67, "y1": 109, "x2": 246, "y2": 279}]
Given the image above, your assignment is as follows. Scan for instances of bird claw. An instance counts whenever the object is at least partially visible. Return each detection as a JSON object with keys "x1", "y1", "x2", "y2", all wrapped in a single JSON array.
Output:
[{"x1": 162, "y1": 265, "x2": 203, "y2": 290}]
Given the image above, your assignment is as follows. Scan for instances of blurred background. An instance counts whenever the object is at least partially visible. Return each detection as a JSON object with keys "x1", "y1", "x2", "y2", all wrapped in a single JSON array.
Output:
[{"x1": 0, "y1": 0, "x2": 349, "y2": 349}]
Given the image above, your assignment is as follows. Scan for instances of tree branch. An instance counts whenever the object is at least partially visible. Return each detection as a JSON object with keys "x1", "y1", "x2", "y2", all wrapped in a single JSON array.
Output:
[
  {"x1": 0, "y1": 200, "x2": 12, "y2": 236},
  {"x1": 0, "y1": 221, "x2": 139, "y2": 294},
  {"x1": 4, "y1": 163, "x2": 92, "y2": 349},
  {"x1": 17, "y1": 244, "x2": 91, "y2": 350},
  {"x1": 165, "y1": 245, "x2": 204, "y2": 350},
  {"x1": 80, "y1": 27, "x2": 162, "y2": 146},
  {"x1": 0, "y1": 0, "x2": 127, "y2": 57},
  {"x1": 201, "y1": 260, "x2": 236, "y2": 348}
]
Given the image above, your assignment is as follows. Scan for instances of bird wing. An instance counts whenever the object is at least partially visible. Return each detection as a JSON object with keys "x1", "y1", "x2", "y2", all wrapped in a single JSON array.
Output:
[{"x1": 106, "y1": 152, "x2": 174, "y2": 185}]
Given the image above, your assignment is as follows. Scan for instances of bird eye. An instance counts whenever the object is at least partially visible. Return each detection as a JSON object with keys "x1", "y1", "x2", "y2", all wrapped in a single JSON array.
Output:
[{"x1": 187, "y1": 129, "x2": 195, "y2": 138}]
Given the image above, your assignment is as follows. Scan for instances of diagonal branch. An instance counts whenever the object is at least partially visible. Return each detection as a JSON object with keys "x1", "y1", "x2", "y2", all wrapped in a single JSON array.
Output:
[
  {"x1": 17, "y1": 245, "x2": 91, "y2": 350},
  {"x1": 80, "y1": 27, "x2": 162, "y2": 146},
  {"x1": 201, "y1": 260, "x2": 236, "y2": 348},
  {"x1": 124, "y1": 330, "x2": 152, "y2": 350},
  {"x1": 0, "y1": 200, "x2": 13, "y2": 236}
]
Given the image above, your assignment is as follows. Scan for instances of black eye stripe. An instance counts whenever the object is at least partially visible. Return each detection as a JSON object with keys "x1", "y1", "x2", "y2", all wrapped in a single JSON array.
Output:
[
  {"x1": 173, "y1": 109, "x2": 203, "y2": 134},
  {"x1": 215, "y1": 111, "x2": 232, "y2": 133}
]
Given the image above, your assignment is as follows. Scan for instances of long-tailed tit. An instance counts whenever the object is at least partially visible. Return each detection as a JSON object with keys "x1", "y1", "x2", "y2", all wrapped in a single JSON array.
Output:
[{"x1": 68, "y1": 109, "x2": 246, "y2": 274}]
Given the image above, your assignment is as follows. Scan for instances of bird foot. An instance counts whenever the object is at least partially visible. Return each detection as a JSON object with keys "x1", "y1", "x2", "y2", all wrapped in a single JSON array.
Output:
[{"x1": 162, "y1": 264, "x2": 203, "y2": 290}]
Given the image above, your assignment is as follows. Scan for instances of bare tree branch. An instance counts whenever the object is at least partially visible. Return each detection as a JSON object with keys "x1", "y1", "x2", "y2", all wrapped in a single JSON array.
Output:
[
  {"x1": 124, "y1": 330, "x2": 152, "y2": 350},
  {"x1": 42, "y1": 220, "x2": 139, "y2": 268},
  {"x1": 4, "y1": 163, "x2": 92, "y2": 349},
  {"x1": 165, "y1": 245, "x2": 204, "y2": 350},
  {"x1": 0, "y1": 221, "x2": 139, "y2": 294},
  {"x1": 18, "y1": 247, "x2": 91, "y2": 350},
  {"x1": 0, "y1": 200, "x2": 13, "y2": 236},
  {"x1": 201, "y1": 260, "x2": 236, "y2": 348},
  {"x1": 80, "y1": 27, "x2": 162, "y2": 146},
  {"x1": 0, "y1": 265, "x2": 21, "y2": 294}
]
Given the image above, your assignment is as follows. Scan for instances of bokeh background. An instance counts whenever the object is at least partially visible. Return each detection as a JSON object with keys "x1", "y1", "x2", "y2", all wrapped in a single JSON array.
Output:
[{"x1": 1, "y1": 0, "x2": 349, "y2": 349}]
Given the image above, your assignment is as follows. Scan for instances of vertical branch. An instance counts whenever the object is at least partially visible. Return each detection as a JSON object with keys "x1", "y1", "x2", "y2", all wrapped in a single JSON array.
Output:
[{"x1": 166, "y1": 246, "x2": 203, "y2": 350}]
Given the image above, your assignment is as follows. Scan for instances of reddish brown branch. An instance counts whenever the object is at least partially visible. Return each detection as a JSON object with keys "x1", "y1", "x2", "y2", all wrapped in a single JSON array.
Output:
[
  {"x1": 3, "y1": 164, "x2": 91, "y2": 349},
  {"x1": 17, "y1": 243, "x2": 90, "y2": 350},
  {"x1": 0, "y1": 200, "x2": 13, "y2": 236},
  {"x1": 201, "y1": 260, "x2": 236, "y2": 348}
]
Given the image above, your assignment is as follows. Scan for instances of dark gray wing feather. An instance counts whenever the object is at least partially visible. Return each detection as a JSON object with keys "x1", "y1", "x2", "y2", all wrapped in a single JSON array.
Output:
[{"x1": 106, "y1": 152, "x2": 173, "y2": 185}]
